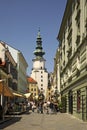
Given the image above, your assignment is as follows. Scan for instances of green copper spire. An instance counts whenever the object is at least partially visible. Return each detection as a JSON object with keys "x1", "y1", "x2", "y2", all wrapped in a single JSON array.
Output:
[{"x1": 34, "y1": 29, "x2": 45, "y2": 59}]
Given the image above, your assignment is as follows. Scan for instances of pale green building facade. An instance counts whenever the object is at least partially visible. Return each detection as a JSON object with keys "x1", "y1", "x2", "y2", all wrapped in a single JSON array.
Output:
[{"x1": 57, "y1": 0, "x2": 87, "y2": 121}]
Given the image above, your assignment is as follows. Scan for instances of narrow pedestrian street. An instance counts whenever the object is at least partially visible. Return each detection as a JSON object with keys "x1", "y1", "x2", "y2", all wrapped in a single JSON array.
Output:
[{"x1": 0, "y1": 112, "x2": 87, "y2": 130}]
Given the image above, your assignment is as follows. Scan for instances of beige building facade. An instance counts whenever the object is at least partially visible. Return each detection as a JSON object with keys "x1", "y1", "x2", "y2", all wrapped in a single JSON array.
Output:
[{"x1": 27, "y1": 77, "x2": 38, "y2": 100}]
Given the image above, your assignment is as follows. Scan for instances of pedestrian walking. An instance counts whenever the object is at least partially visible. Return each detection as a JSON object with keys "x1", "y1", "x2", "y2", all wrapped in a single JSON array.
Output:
[{"x1": 31, "y1": 102, "x2": 36, "y2": 112}]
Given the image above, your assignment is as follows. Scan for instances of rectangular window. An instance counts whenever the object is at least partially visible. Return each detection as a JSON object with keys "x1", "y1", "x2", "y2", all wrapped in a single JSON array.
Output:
[
  {"x1": 77, "y1": 90, "x2": 81, "y2": 112},
  {"x1": 41, "y1": 79, "x2": 43, "y2": 82},
  {"x1": 31, "y1": 88, "x2": 33, "y2": 91},
  {"x1": 34, "y1": 88, "x2": 36, "y2": 91}
]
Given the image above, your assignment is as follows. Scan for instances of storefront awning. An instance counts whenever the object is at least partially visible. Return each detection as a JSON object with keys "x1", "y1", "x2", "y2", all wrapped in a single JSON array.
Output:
[{"x1": 0, "y1": 82, "x2": 13, "y2": 97}]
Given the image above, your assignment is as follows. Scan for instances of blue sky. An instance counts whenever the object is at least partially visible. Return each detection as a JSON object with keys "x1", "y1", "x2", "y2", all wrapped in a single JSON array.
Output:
[{"x1": 0, "y1": 0, "x2": 67, "y2": 75}]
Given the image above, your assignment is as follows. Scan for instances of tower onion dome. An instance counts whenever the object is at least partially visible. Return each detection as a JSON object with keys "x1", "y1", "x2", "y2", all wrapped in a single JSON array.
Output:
[{"x1": 34, "y1": 29, "x2": 45, "y2": 59}]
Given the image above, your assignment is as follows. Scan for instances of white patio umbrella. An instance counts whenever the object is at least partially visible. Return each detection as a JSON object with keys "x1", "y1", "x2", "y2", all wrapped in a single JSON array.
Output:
[{"x1": 24, "y1": 93, "x2": 31, "y2": 98}]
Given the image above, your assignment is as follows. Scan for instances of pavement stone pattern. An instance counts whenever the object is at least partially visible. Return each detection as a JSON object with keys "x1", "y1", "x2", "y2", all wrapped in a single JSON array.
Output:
[{"x1": 0, "y1": 112, "x2": 87, "y2": 130}]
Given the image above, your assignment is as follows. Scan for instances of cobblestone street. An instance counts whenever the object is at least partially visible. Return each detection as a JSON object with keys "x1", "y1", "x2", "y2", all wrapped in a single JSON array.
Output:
[{"x1": 0, "y1": 112, "x2": 87, "y2": 130}]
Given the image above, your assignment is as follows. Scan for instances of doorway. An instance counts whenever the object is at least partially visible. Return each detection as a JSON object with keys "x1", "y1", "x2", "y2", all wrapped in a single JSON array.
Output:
[{"x1": 68, "y1": 90, "x2": 73, "y2": 114}]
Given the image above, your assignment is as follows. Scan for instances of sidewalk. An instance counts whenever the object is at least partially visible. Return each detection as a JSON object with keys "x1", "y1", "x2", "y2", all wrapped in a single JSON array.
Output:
[
  {"x1": 0, "y1": 112, "x2": 87, "y2": 130},
  {"x1": 0, "y1": 111, "x2": 27, "y2": 124},
  {"x1": 0, "y1": 116, "x2": 13, "y2": 124}
]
